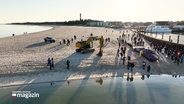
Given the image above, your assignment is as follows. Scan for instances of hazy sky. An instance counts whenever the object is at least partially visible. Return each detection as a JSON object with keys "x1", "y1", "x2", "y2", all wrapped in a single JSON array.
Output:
[{"x1": 0, "y1": 0, "x2": 183, "y2": 23}]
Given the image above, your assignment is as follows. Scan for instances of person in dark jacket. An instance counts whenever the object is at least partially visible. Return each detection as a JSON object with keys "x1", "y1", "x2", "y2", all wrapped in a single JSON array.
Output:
[
  {"x1": 51, "y1": 58, "x2": 54, "y2": 68},
  {"x1": 122, "y1": 56, "x2": 126, "y2": 65},
  {"x1": 142, "y1": 61, "x2": 146, "y2": 70},
  {"x1": 130, "y1": 62, "x2": 135, "y2": 72},
  {"x1": 47, "y1": 58, "x2": 51, "y2": 66},
  {"x1": 66, "y1": 60, "x2": 70, "y2": 69},
  {"x1": 147, "y1": 65, "x2": 151, "y2": 72}
]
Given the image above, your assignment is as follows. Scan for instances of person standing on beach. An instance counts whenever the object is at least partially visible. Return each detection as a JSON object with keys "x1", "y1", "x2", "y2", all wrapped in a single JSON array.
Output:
[
  {"x1": 127, "y1": 56, "x2": 131, "y2": 70},
  {"x1": 128, "y1": 56, "x2": 131, "y2": 61},
  {"x1": 63, "y1": 39, "x2": 66, "y2": 44},
  {"x1": 127, "y1": 62, "x2": 130, "y2": 70},
  {"x1": 123, "y1": 47, "x2": 126, "y2": 56},
  {"x1": 140, "y1": 50, "x2": 143, "y2": 57},
  {"x1": 47, "y1": 58, "x2": 51, "y2": 66},
  {"x1": 122, "y1": 56, "x2": 125, "y2": 65},
  {"x1": 71, "y1": 38, "x2": 73, "y2": 43},
  {"x1": 147, "y1": 65, "x2": 151, "y2": 72},
  {"x1": 66, "y1": 60, "x2": 70, "y2": 69},
  {"x1": 117, "y1": 49, "x2": 120, "y2": 57},
  {"x1": 120, "y1": 52, "x2": 123, "y2": 59},
  {"x1": 177, "y1": 56, "x2": 180, "y2": 65},
  {"x1": 130, "y1": 62, "x2": 135, "y2": 72},
  {"x1": 141, "y1": 74, "x2": 145, "y2": 80},
  {"x1": 67, "y1": 39, "x2": 70, "y2": 45},
  {"x1": 118, "y1": 42, "x2": 121, "y2": 48},
  {"x1": 51, "y1": 58, "x2": 54, "y2": 68},
  {"x1": 121, "y1": 46, "x2": 124, "y2": 55},
  {"x1": 181, "y1": 54, "x2": 184, "y2": 63},
  {"x1": 49, "y1": 62, "x2": 52, "y2": 70},
  {"x1": 142, "y1": 61, "x2": 146, "y2": 70},
  {"x1": 74, "y1": 35, "x2": 76, "y2": 40}
]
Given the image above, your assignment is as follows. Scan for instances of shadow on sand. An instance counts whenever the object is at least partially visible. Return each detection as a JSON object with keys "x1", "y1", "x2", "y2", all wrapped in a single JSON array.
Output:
[
  {"x1": 25, "y1": 42, "x2": 50, "y2": 48},
  {"x1": 65, "y1": 53, "x2": 101, "y2": 104}
]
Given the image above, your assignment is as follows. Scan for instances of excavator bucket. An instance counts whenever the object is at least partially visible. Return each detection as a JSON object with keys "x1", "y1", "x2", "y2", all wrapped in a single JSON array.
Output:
[{"x1": 97, "y1": 51, "x2": 102, "y2": 56}]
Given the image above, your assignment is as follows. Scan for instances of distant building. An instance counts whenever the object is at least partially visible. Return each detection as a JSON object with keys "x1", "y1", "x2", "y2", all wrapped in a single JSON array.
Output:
[
  {"x1": 109, "y1": 21, "x2": 124, "y2": 28},
  {"x1": 146, "y1": 21, "x2": 172, "y2": 33},
  {"x1": 173, "y1": 25, "x2": 184, "y2": 30},
  {"x1": 155, "y1": 21, "x2": 169, "y2": 26},
  {"x1": 86, "y1": 20, "x2": 112, "y2": 27}
]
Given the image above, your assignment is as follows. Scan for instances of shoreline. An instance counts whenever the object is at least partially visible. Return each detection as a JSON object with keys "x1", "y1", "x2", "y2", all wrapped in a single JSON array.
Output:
[
  {"x1": 1, "y1": 68, "x2": 183, "y2": 88},
  {"x1": 0, "y1": 24, "x2": 53, "y2": 39}
]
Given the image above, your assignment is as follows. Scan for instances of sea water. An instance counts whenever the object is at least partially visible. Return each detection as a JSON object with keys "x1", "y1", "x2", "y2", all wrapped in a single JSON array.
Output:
[{"x1": 0, "y1": 24, "x2": 52, "y2": 38}]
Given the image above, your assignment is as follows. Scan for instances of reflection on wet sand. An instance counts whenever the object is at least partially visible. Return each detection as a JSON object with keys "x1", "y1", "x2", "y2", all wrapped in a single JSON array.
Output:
[
  {"x1": 96, "y1": 78, "x2": 103, "y2": 85},
  {"x1": 141, "y1": 74, "x2": 145, "y2": 80},
  {"x1": 67, "y1": 80, "x2": 70, "y2": 85},
  {"x1": 126, "y1": 73, "x2": 134, "y2": 82},
  {"x1": 125, "y1": 72, "x2": 151, "y2": 82},
  {"x1": 1, "y1": 74, "x2": 184, "y2": 104},
  {"x1": 125, "y1": 73, "x2": 184, "y2": 84},
  {"x1": 147, "y1": 74, "x2": 150, "y2": 78},
  {"x1": 50, "y1": 82, "x2": 55, "y2": 86},
  {"x1": 172, "y1": 74, "x2": 182, "y2": 78},
  {"x1": 46, "y1": 73, "x2": 183, "y2": 89}
]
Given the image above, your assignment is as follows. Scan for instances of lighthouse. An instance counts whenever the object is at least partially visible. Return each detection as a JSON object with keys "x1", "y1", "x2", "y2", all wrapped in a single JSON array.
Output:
[{"x1": 80, "y1": 13, "x2": 82, "y2": 21}]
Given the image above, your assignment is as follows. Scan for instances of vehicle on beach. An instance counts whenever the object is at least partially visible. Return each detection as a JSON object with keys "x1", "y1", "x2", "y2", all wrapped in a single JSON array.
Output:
[
  {"x1": 44, "y1": 37, "x2": 55, "y2": 43},
  {"x1": 134, "y1": 47, "x2": 159, "y2": 62},
  {"x1": 133, "y1": 47, "x2": 145, "y2": 53},
  {"x1": 142, "y1": 49, "x2": 159, "y2": 62}
]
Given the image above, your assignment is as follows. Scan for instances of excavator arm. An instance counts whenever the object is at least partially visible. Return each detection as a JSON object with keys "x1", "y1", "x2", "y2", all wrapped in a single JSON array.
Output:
[{"x1": 75, "y1": 36, "x2": 104, "y2": 56}]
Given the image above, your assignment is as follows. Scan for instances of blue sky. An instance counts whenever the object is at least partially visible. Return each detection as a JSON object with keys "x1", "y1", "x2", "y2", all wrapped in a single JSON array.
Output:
[{"x1": 0, "y1": 0, "x2": 183, "y2": 23}]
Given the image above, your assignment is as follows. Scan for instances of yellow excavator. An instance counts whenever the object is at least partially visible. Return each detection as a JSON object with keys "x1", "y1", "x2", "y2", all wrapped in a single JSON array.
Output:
[{"x1": 75, "y1": 36, "x2": 104, "y2": 56}]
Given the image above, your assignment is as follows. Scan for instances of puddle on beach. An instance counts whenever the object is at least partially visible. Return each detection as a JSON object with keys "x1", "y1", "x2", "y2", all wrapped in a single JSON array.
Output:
[{"x1": 0, "y1": 74, "x2": 184, "y2": 104}]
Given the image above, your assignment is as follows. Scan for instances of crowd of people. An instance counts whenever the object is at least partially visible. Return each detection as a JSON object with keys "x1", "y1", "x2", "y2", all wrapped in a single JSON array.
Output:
[
  {"x1": 44, "y1": 29, "x2": 183, "y2": 74},
  {"x1": 142, "y1": 34, "x2": 184, "y2": 65},
  {"x1": 131, "y1": 33, "x2": 145, "y2": 46},
  {"x1": 47, "y1": 35, "x2": 76, "y2": 70},
  {"x1": 47, "y1": 58, "x2": 70, "y2": 70},
  {"x1": 60, "y1": 35, "x2": 77, "y2": 46},
  {"x1": 116, "y1": 33, "x2": 136, "y2": 72},
  {"x1": 116, "y1": 31, "x2": 152, "y2": 73},
  {"x1": 104, "y1": 37, "x2": 111, "y2": 43}
]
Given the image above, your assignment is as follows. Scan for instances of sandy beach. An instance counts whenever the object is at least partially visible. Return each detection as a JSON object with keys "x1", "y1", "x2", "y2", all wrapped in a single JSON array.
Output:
[{"x1": 0, "y1": 26, "x2": 184, "y2": 87}]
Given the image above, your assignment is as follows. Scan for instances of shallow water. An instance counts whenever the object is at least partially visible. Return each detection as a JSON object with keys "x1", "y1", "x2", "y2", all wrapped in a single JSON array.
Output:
[
  {"x1": 0, "y1": 24, "x2": 52, "y2": 38},
  {"x1": 0, "y1": 74, "x2": 184, "y2": 104}
]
